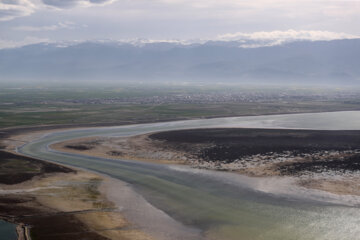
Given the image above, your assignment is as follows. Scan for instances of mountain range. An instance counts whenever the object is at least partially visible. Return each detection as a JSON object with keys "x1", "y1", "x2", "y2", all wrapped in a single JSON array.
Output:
[{"x1": 1, "y1": 39, "x2": 359, "y2": 85}]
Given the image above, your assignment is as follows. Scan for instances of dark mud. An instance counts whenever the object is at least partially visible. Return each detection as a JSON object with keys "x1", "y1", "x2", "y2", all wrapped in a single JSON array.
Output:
[
  {"x1": 107, "y1": 151, "x2": 123, "y2": 157},
  {"x1": 150, "y1": 128, "x2": 360, "y2": 174},
  {"x1": 278, "y1": 154, "x2": 360, "y2": 175},
  {"x1": 0, "y1": 151, "x2": 74, "y2": 185},
  {"x1": 65, "y1": 140, "x2": 102, "y2": 151},
  {"x1": 65, "y1": 144, "x2": 94, "y2": 151}
]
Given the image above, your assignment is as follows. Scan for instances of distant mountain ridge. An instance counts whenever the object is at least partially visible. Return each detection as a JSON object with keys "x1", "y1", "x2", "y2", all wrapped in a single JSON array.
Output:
[{"x1": 1, "y1": 39, "x2": 359, "y2": 85}]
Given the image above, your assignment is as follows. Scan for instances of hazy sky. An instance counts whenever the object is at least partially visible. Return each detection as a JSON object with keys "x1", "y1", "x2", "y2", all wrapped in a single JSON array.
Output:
[{"x1": 1, "y1": 0, "x2": 360, "y2": 48}]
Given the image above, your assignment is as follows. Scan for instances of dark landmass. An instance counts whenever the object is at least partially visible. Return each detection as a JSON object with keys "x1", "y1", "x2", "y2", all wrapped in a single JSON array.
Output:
[
  {"x1": 65, "y1": 139, "x2": 103, "y2": 151},
  {"x1": 149, "y1": 128, "x2": 360, "y2": 157},
  {"x1": 0, "y1": 151, "x2": 74, "y2": 185},
  {"x1": 65, "y1": 144, "x2": 94, "y2": 151},
  {"x1": 278, "y1": 154, "x2": 360, "y2": 175},
  {"x1": 149, "y1": 128, "x2": 360, "y2": 175}
]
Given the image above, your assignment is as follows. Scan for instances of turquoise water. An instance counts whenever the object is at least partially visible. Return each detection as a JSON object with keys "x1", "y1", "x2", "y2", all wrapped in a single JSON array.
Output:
[
  {"x1": 0, "y1": 220, "x2": 17, "y2": 240},
  {"x1": 19, "y1": 111, "x2": 360, "y2": 240}
]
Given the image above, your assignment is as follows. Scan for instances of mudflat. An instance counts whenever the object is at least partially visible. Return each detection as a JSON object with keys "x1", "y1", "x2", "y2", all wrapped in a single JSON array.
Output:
[
  {"x1": 149, "y1": 128, "x2": 360, "y2": 173},
  {"x1": 0, "y1": 150, "x2": 152, "y2": 240},
  {"x1": 53, "y1": 128, "x2": 360, "y2": 196}
]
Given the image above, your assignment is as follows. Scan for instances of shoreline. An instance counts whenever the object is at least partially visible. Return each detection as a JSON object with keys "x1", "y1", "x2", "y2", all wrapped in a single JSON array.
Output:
[
  {"x1": 51, "y1": 128, "x2": 360, "y2": 197},
  {"x1": 0, "y1": 151, "x2": 156, "y2": 240},
  {"x1": 0, "y1": 146, "x2": 154, "y2": 240},
  {"x1": 0, "y1": 125, "x2": 204, "y2": 240},
  {"x1": 2, "y1": 110, "x2": 360, "y2": 240}
]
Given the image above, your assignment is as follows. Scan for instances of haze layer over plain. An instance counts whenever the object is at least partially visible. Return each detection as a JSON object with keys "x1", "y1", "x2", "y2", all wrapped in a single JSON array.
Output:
[{"x1": 1, "y1": 39, "x2": 360, "y2": 85}]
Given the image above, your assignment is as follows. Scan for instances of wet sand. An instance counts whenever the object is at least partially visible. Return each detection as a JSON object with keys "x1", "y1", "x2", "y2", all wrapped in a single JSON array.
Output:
[
  {"x1": 0, "y1": 126, "x2": 203, "y2": 240},
  {"x1": 0, "y1": 151, "x2": 157, "y2": 240},
  {"x1": 0, "y1": 132, "x2": 154, "y2": 240}
]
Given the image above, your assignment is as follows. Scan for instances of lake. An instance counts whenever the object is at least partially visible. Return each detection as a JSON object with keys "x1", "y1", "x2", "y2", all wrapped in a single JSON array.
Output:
[
  {"x1": 0, "y1": 220, "x2": 17, "y2": 240},
  {"x1": 19, "y1": 111, "x2": 360, "y2": 240}
]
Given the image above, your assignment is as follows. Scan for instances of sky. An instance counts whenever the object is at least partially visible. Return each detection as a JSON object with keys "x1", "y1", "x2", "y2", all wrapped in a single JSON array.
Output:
[{"x1": 0, "y1": 0, "x2": 360, "y2": 48}]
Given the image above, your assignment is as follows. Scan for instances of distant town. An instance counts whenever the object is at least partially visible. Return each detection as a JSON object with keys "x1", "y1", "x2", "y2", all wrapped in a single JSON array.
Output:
[{"x1": 40, "y1": 89, "x2": 360, "y2": 105}]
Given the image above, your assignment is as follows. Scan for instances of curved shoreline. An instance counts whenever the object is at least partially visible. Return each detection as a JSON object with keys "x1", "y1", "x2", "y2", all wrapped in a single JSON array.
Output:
[
  {"x1": 0, "y1": 153, "x2": 157, "y2": 240},
  {"x1": 1, "y1": 128, "x2": 203, "y2": 240},
  {"x1": 49, "y1": 137, "x2": 360, "y2": 206},
  {"x1": 50, "y1": 127, "x2": 360, "y2": 197},
  {"x1": 5, "y1": 110, "x2": 360, "y2": 240}
]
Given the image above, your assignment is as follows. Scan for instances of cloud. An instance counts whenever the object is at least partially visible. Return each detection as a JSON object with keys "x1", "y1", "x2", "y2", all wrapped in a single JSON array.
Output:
[
  {"x1": 0, "y1": 0, "x2": 118, "y2": 21},
  {"x1": 0, "y1": 36, "x2": 49, "y2": 49},
  {"x1": 0, "y1": 0, "x2": 36, "y2": 21},
  {"x1": 41, "y1": 0, "x2": 118, "y2": 9},
  {"x1": 217, "y1": 30, "x2": 360, "y2": 48},
  {"x1": 14, "y1": 21, "x2": 75, "y2": 31}
]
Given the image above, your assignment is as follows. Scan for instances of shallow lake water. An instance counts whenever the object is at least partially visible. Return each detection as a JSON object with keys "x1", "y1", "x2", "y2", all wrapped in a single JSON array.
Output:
[{"x1": 0, "y1": 220, "x2": 17, "y2": 240}]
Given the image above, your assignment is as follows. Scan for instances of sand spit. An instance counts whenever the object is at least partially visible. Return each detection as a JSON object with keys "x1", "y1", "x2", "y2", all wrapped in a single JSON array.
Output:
[
  {"x1": 51, "y1": 128, "x2": 360, "y2": 197},
  {"x1": 0, "y1": 128, "x2": 156, "y2": 240},
  {"x1": 52, "y1": 134, "x2": 187, "y2": 165},
  {"x1": 0, "y1": 163, "x2": 154, "y2": 240}
]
